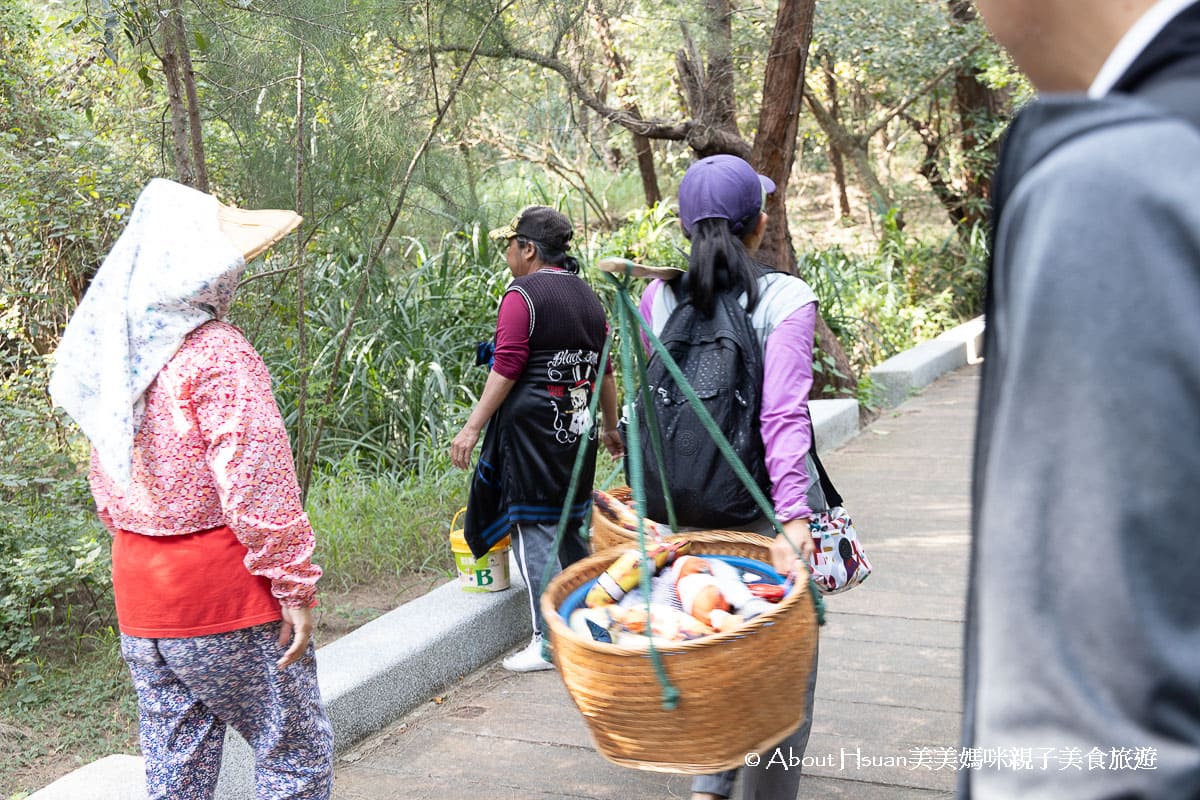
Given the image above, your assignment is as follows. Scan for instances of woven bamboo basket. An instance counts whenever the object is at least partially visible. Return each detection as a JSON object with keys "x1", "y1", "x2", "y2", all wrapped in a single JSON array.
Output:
[
  {"x1": 590, "y1": 486, "x2": 640, "y2": 553},
  {"x1": 540, "y1": 529, "x2": 819, "y2": 774}
]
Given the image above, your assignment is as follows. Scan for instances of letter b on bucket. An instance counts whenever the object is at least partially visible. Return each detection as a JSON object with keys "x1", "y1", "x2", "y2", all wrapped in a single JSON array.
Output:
[{"x1": 449, "y1": 509, "x2": 511, "y2": 593}]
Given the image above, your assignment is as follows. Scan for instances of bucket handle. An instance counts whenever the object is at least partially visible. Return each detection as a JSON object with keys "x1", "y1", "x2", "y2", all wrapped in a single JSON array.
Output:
[{"x1": 452, "y1": 507, "x2": 467, "y2": 532}]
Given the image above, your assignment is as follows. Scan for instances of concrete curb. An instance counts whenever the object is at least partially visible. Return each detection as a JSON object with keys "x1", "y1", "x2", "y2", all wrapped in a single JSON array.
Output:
[
  {"x1": 31, "y1": 315, "x2": 984, "y2": 799},
  {"x1": 25, "y1": 756, "x2": 148, "y2": 800},
  {"x1": 810, "y1": 398, "x2": 860, "y2": 454},
  {"x1": 868, "y1": 316, "x2": 984, "y2": 409}
]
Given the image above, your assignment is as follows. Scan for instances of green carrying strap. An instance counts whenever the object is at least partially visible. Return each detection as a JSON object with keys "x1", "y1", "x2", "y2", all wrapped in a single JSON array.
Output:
[
  {"x1": 611, "y1": 279, "x2": 826, "y2": 628},
  {"x1": 614, "y1": 287, "x2": 681, "y2": 707},
  {"x1": 598, "y1": 462, "x2": 623, "y2": 491},
  {"x1": 538, "y1": 272, "x2": 825, "y2": 710},
  {"x1": 535, "y1": 312, "x2": 681, "y2": 708},
  {"x1": 629, "y1": 319, "x2": 680, "y2": 533}
]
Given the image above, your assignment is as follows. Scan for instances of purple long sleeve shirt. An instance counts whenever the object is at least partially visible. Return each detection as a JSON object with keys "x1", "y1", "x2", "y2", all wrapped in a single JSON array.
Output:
[{"x1": 639, "y1": 274, "x2": 819, "y2": 521}]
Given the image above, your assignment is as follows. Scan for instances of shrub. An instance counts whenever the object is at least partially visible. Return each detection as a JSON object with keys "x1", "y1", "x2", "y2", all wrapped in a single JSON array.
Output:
[
  {"x1": 241, "y1": 223, "x2": 510, "y2": 477},
  {"x1": 305, "y1": 462, "x2": 464, "y2": 591},
  {"x1": 0, "y1": 344, "x2": 112, "y2": 666},
  {"x1": 802, "y1": 214, "x2": 987, "y2": 383}
]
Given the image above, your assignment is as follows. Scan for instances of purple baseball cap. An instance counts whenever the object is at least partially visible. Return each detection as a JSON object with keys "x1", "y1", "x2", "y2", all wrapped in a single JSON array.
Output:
[{"x1": 677, "y1": 154, "x2": 776, "y2": 236}]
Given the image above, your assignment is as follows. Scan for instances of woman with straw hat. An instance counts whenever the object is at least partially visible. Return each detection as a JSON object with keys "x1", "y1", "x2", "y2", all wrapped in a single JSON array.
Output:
[{"x1": 50, "y1": 179, "x2": 333, "y2": 799}]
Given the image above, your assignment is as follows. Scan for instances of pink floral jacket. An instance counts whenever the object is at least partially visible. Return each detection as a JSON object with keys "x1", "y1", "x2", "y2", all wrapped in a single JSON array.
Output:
[{"x1": 89, "y1": 321, "x2": 321, "y2": 607}]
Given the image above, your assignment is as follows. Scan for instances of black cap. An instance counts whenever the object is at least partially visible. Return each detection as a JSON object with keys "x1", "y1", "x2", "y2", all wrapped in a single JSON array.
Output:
[{"x1": 488, "y1": 205, "x2": 573, "y2": 252}]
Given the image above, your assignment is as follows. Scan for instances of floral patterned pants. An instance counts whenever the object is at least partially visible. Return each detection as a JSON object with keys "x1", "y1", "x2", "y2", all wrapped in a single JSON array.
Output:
[{"x1": 121, "y1": 623, "x2": 334, "y2": 800}]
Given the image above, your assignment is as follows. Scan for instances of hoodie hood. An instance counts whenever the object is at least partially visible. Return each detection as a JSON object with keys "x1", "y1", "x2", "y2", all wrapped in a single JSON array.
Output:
[{"x1": 992, "y1": 94, "x2": 1168, "y2": 219}]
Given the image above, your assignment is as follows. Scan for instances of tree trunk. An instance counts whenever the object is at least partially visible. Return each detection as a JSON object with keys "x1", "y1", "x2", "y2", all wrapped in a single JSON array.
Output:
[
  {"x1": 947, "y1": 0, "x2": 1003, "y2": 228},
  {"x1": 585, "y1": 97, "x2": 624, "y2": 172},
  {"x1": 594, "y1": 8, "x2": 661, "y2": 205},
  {"x1": 750, "y1": 0, "x2": 814, "y2": 265},
  {"x1": 902, "y1": 110, "x2": 975, "y2": 234},
  {"x1": 824, "y1": 58, "x2": 851, "y2": 218},
  {"x1": 829, "y1": 143, "x2": 851, "y2": 220},
  {"x1": 675, "y1": 0, "x2": 744, "y2": 158},
  {"x1": 703, "y1": 0, "x2": 738, "y2": 137},
  {"x1": 460, "y1": 141, "x2": 481, "y2": 209},
  {"x1": 952, "y1": 71, "x2": 1000, "y2": 228},
  {"x1": 633, "y1": 133, "x2": 660, "y2": 206},
  {"x1": 805, "y1": 91, "x2": 899, "y2": 223},
  {"x1": 749, "y1": 0, "x2": 857, "y2": 399},
  {"x1": 170, "y1": 0, "x2": 208, "y2": 193},
  {"x1": 160, "y1": 14, "x2": 194, "y2": 187}
]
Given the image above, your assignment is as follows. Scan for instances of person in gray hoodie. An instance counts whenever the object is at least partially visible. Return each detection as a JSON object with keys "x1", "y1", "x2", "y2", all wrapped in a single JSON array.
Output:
[{"x1": 962, "y1": 1, "x2": 1200, "y2": 798}]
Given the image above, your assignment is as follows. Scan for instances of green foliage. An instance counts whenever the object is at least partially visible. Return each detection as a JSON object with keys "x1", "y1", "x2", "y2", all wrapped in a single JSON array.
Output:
[
  {"x1": 813, "y1": 0, "x2": 981, "y2": 89},
  {"x1": 976, "y1": 41, "x2": 1035, "y2": 102},
  {"x1": 0, "y1": 627, "x2": 137, "y2": 799},
  {"x1": 0, "y1": 145, "x2": 143, "y2": 352},
  {"x1": 305, "y1": 464, "x2": 462, "y2": 591},
  {"x1": 0, "y1": 3, "x2": 131, "y2": 668},
  {"x1": 240, "y1": 223, "x2": 509, "y2": 475},
  {"x1": 0, "y1": 343, "x2": 113, "y2": 664},
  {"x1": 802, "y1": 210, "x2": 987, "y2": 397},
  {"x1": 806, "y1": 0, "x2": 1018, "y2": 234},
  {"x1": 811, "y1": 332, "x2": 855, "y2": 399},
  {"x1": 593, "y1": 201, "x2": 688, "y2": 271},
  {"x1": 0, "y1": 2, "x2": 149, "y2": 353},
  {"x1": 0, "y1": 4, "x2": 45, "y2": 136}
]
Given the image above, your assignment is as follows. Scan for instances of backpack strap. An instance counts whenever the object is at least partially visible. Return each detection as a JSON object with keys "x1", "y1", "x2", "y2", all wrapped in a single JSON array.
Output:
[{"x1": 808, "y1": 423, "x2": 843, "y2": 509}]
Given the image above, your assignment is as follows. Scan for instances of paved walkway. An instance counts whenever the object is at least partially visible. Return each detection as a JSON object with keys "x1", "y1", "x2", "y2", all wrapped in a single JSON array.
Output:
[{"x1": 333, "y1": 365, "x2": 978, "y2": 800}]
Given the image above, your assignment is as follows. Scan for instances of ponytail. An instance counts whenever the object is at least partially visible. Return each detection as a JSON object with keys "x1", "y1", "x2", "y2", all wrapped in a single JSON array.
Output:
[{"x1": 676, "y1": 218, "x2": 762, "y2": 316}]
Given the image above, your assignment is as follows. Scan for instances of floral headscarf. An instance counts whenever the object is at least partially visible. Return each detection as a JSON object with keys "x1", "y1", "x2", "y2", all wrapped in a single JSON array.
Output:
[{"x1": 49, "y1": 179, "x2": 246, "y2": 488}]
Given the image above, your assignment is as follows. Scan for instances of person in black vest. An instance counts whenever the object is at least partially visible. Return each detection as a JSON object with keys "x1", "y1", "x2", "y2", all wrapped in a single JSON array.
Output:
[
  {"x1": 451, "y1": 205, "x2": 623, "y2": 672},
  {"x1": 962, "y1": 1, "x2": 1200, "y2": 797}
]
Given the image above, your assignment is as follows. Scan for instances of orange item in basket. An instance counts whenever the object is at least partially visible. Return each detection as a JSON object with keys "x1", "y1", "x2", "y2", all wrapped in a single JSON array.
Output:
[{"x1": 676, "y1": 573, "x2": 732, "y2": 627}]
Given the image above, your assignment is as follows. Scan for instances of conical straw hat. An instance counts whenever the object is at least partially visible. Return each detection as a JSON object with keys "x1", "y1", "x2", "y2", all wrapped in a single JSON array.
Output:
[{"x1": 217, "y1": 204, "x2": 302, "y2": 262}]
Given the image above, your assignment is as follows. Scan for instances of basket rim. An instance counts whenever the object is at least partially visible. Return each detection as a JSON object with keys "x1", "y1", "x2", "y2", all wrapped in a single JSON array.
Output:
[{"x1": 542, "y1": 530, "x2": 810, "y2": 656}]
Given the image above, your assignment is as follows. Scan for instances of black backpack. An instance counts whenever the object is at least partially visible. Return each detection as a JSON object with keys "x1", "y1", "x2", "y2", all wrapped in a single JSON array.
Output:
[{"x1": 633, "y1": 286, "x2": 771, "y2": 528}]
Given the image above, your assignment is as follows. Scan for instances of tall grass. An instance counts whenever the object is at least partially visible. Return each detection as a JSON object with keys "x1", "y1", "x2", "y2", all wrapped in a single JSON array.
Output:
[
  {"x1": 246, "y1": 223, "x2": 509, "y2": 477},
  {"x1": 305, "y1": 464, "x2": 464, "y2": 591},
  {"x1": 803, "y1": 213, "x2": 987, "y2": 385},
  {"x1": 1, "y1": 625, "x2": 137, "y2": 799}
]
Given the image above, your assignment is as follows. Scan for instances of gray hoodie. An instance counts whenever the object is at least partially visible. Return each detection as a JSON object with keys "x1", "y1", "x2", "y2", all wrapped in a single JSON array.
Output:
[{"x1": 962, "y1": 92, "x2": 1200, "y2": 798}]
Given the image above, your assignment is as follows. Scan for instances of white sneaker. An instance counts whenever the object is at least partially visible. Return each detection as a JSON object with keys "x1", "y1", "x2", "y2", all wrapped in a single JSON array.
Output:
[{"x1": 503, "y1": 635, "x2": 554, "y2": 672}]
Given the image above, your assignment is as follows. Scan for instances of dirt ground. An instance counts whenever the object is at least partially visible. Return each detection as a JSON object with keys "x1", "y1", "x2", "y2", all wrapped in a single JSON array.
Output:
[{"x1": 314, "y1": 572, "x2": 451, "y2": 645}]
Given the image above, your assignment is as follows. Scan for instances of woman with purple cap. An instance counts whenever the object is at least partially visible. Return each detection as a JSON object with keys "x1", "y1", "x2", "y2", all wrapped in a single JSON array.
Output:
[{"x1": 638, "y1": 155, "x2": 823, "y2": 800}]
